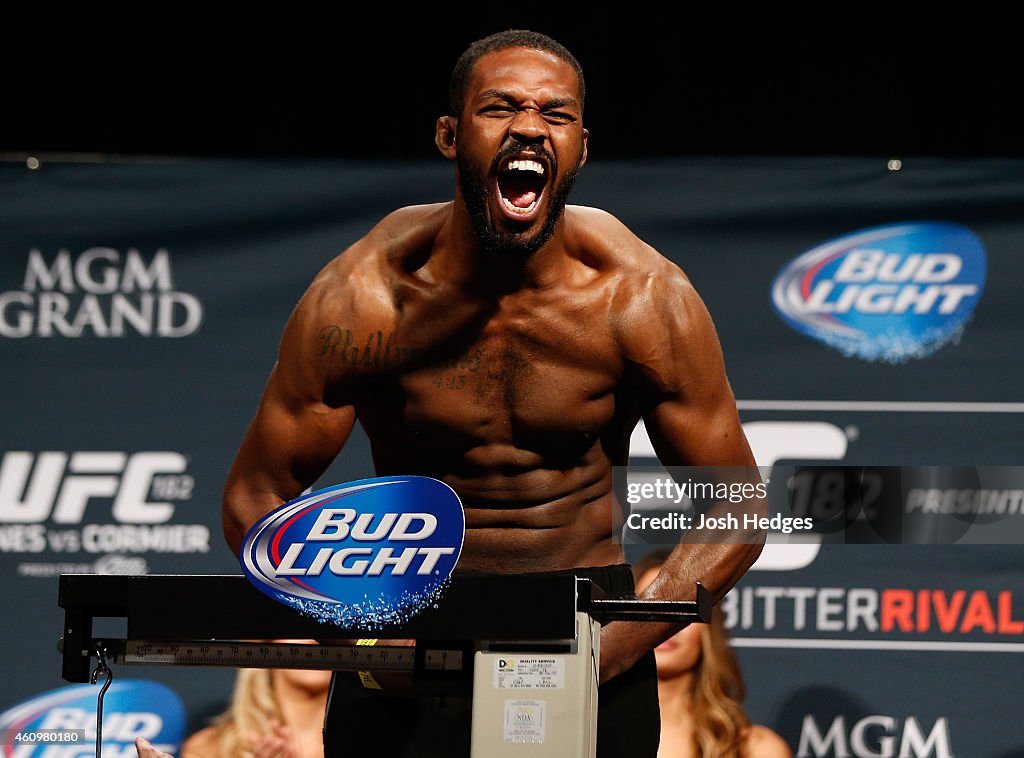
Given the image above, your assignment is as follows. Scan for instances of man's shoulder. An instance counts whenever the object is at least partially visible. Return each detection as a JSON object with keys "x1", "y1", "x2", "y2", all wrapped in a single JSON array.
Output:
[
  {"x1": 565, "y1": 204, "x2": 643, "y2": 252},
  {"x1": 565, "y1": 205, "x2": 695, "y2": 309},
  {"x1": 332, "y1": 202, "x2": 450, "y2": 270},
  {"x1": 371, "y1": 202, "x2": 452, "y2": 244},
  {"x1": 563, "y1": 207, "x2": 716, "y2": 365},
  {"x1": 301, "y1": 202, "x2": 451, "y2": 319},
  {"x1": 565, "y1": 205, "x2": 687, "y2": 281}
]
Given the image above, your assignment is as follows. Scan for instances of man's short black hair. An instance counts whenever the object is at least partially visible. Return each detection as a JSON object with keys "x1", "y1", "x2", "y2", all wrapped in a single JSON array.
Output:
[{"x1": 449, "y1": 29, "x2": 585, "y2": 116}]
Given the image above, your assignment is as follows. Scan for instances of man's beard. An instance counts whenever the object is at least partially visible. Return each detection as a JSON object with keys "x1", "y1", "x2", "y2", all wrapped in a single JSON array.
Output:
[{"x1": 457, "y1": 144, "x2": 583, "y2": 256}]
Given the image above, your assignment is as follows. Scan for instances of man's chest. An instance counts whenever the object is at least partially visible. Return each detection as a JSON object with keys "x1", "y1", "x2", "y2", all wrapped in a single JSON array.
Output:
[{"x1": 358, "y1": 305, "x2": 627, "y2": 448}]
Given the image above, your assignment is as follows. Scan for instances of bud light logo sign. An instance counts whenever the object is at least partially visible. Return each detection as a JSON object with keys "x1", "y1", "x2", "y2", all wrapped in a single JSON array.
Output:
[
  {"x1": 0, "y1": 680, "x2": 185, "y2": 757},
  {"x1": 241, "y1": 476, "x2": 465, "y2": 630},
  {"x1": 771, "y1": 222, "x2": 986, "y2": 362}
]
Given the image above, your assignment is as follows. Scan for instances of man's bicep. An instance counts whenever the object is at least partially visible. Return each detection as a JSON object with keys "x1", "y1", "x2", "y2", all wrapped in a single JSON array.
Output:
[
  {"x1": 631, "y1": 275, "x2": 754, "y2": 468},
  {"x1": 222, "y1": 272, "x2": 364, "y2": 551},
  {"x1": 241, "y1": 368, "x2": 357, "y2": 495},
  {"x1": 643, "y1": 393, "x2": 753, "y2": 468},
  {"x1": 222, "y1": 368, "x2": 357, "y2": 552}
]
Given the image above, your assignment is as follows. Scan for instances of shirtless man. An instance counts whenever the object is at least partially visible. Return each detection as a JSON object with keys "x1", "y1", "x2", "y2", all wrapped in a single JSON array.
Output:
[{"x1": 220, "y1": 29, "x2": 765, "y2": 757}]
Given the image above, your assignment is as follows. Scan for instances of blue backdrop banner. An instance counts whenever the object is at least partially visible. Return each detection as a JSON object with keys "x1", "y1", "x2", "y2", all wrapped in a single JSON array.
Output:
[{"x1": 1, "y1": 156, "x2": 1021, "y2": 757}]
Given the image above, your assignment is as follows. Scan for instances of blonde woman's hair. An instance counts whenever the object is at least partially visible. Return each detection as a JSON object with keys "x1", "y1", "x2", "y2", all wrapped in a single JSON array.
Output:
[
  {"x1": 207, "y1": 667, "x2": 282, "y2": 757},
  {"x1": 633, "y1": 549, "x2": 751, "y2": 758}
]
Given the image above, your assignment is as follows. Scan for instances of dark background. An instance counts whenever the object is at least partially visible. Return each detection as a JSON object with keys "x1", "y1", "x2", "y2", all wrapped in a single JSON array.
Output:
[{"x1": 5, "y1": 7, "x2": 1019, "y2": 160}]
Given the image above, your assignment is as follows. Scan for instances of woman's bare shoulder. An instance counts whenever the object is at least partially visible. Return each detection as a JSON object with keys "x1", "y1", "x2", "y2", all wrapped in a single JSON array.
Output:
[
  {"x1": 179, "y1": 725, "x2": 223, "y2": 758},
  {"x1": 743, "y1": 724, "x2": 792, "y2": 758}
]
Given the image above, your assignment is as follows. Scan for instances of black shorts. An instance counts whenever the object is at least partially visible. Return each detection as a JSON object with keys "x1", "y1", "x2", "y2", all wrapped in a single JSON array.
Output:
[{"x1": 322, "y1": 564, "x2": 660, "y2": 758}]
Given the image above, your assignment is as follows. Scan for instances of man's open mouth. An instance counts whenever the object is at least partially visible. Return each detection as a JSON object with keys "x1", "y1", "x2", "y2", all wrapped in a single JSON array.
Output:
[{"x1": 496, "y1": 155, "x2": 548, "y2": 221}]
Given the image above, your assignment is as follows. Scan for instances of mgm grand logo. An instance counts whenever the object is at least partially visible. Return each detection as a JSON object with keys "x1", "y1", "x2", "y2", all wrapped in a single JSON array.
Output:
[{"x1": 0, "y1": 248, "x2": 203, "y2": 338}]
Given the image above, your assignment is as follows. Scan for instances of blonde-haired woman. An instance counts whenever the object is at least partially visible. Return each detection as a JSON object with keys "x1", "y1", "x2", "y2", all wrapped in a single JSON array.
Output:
[{"x1": 634, "y1": 551, "x2": 791, "y2": 758}]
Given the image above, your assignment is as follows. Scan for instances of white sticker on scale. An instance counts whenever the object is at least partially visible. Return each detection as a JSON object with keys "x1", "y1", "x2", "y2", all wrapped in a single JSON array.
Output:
[
  {"x1": 503, "y1": 699, "x2": 546, "y2": 744},
  {"x1": 493, "y1": 656, "x2": 566, "y2": 689}
]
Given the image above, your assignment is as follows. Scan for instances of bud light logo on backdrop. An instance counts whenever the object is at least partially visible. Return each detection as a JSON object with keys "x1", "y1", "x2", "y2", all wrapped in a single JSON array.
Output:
[
  {"x1": 0, "y1": 680, "x2": 185, "y2": 757},
  {"x1": 771, "y1": 222, "x2": 986, "y2": 363},
  {"x1": 241, "y1": 476, "x2": 465, "y2": 631}
]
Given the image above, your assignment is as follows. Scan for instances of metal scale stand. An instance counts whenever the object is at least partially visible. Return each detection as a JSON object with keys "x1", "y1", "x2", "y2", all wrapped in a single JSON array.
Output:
[{"x1": 59, "y1": 573, "x2": 710, "y2": 758}]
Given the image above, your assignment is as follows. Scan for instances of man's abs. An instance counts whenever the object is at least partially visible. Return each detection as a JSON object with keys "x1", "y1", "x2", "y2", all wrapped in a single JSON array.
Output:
[{"x1": 455, "y1": 470, "x2": 624, "y2": 572}]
